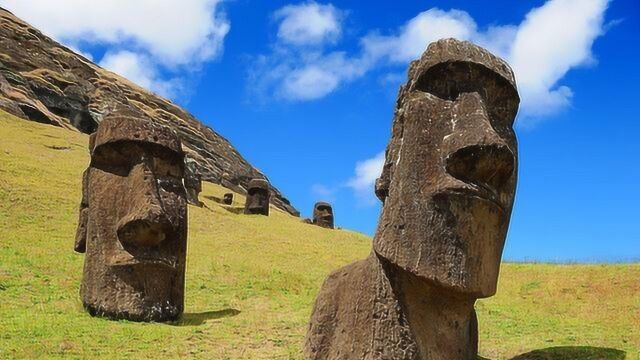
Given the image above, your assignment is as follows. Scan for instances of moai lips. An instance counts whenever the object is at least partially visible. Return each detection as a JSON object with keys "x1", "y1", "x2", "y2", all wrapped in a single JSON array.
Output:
[
  {"x1": 74, "y1": 115, "x2": 188, "y2": 322},
  {"x1": 305, "y1": 39, "x2": 520, "y2": 359},
  {"x1": 244, "y1": 179, "x2": 270, "y2": 216},
  {"x1": 312, "y1": 202, "x2": 334, "y2": 229}
]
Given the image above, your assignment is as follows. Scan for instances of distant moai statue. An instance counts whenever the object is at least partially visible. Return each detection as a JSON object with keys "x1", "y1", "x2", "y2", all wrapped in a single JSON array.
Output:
[
  {"x1": 184, "y1": 156, "x2": 203, "y2": 207},
  {"x1": 223, "y1": 192, "x2": 234, "y2": 205},
  {"x1": 243, "y1": 178, "x2": 270, "y2": 216},
  {"x1": 305, "y1": 39, "x2": 520, "y2": 359},
  {"x1": 74, "y1": 115, "x2": 188, "y2": 322},
  {"x1": 312, "y1": 202, "x2": 334, "y2": 229}
]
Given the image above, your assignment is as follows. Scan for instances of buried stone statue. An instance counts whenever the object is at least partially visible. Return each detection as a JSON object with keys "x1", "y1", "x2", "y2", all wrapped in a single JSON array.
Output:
[
  {"x1": 74, "y1": 115, "x2": 188, "y2": 322},
  {"x1": 312, "y1": 202, "x2": 334, "y2": 229},
  {"x1": 305, "y1": 39, "x2": 520, "y2": 359},
  {"x1": 244, "y1": 178, "x2": 270, "y2": 216}
]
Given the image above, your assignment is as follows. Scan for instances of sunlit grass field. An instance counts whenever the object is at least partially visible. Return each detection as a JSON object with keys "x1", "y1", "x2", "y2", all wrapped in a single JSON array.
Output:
[{"x1": 0, "y1": 110, "x2": 638, "y2": 359}]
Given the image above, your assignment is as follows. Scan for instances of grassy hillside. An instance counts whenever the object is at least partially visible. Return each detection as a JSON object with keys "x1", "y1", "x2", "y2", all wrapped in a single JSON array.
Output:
[{"x1": 0, "y1": 110, "x2": 638, "y2": 359}]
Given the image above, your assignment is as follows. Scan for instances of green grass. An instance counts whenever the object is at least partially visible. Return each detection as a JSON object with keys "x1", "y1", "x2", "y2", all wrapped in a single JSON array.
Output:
[{"x1": 0, "y1": 110, "x2": 638, "y2": 359}]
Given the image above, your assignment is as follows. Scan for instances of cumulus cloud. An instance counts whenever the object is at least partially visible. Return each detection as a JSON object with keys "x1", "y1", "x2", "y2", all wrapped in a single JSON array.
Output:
[
  {"x1": 346, "y1": 151, "x2": 385, "y2": 204},
  {"x1": 99, "y1": 51, "x2": 180, "y2": 99},
  {"x1": 0, "y1": 0, "x2": 230, "y2": 99},
  {"x1": 274, "y1": 2, "x2": 343, "y2": 46},
  {"x1": 255, "y1": 0, "x2": 610, "y2": 121},
  {"x1": 361, "y1": 9, "x2": 477, "y2": 64},
  {"x1": 509, "y1": 0, "x2": 609, "y2": 117}
]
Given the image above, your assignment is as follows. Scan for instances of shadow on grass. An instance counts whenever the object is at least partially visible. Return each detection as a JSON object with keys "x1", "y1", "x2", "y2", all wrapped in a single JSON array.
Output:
[
  {"x1": 221, "y1": 206, "x2": 244, "y2": 215},
  {"x1": 479, "y1": 346, "x2": 626, "y2": 360},
  {"x1": 170, "y1": 308, "x2": 240, "y2": 326}
]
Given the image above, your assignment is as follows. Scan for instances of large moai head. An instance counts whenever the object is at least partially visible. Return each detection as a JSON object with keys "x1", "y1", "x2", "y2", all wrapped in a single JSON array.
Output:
[
  {"x1": 74, "y1": 115, "x2": 188, "y2": 321},
  {"x1": 373, "y1": 39, "x2": 519, "y2": 298},
  {"x1": 312, "y1": 202, "x2": 334, "y2": 229},
  {"x1": 243, "y1": 178, "x2": 270, "y2": 215}
]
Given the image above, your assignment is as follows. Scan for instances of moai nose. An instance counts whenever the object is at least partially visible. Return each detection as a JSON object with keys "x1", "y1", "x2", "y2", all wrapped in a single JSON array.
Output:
[
  {"x1": 445, "y1": 143, "x2": 515, "y2": 190},
  {"x1": 443, "y1": 92, "x2": 516, "y2": 191},
  {"x1": 117, "y1": 162, "x2": 170, "y2": 248}
]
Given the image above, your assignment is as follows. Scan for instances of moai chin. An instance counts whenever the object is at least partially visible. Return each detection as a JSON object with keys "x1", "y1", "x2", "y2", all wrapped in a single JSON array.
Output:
[
  {"x1": 184, "y1": 156, "x2": 203, "y2": 207},
  {"x1": 74, "y1": 115, "x2": 188, "y2": 322},
  {"x1": 305, "y1": 39, "x2": 520, "y2": 359},
  {"x1": 223, "y1": 193, "x2": 234, "y2": 205},
  {"x1": 312, "y1": 202, "x2": 334, "y2": 229},
  {"x1": 243, "y1": 179, "x2": 270, "y2": 216}
]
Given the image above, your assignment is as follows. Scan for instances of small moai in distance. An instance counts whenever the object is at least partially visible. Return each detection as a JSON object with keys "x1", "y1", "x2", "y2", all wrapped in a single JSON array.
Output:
[
  {"x1": 74, "y1": 115, "x2": 188, "y2": 322},
  {"x1": 184, "y1": 156, "x2": 203, "y2": 207},
  {"x1": 243, "y1": 178, "x2": 270, "y2": 216},
  {"x1": 312, "y1": 202, "x2": 334, "y2": 229},
  {"x1": 305, "y1": 39, "x2": 520, "y2": 359},
  {"x1": 223, "y1": 192, "x2": 233, "y2": 205}
]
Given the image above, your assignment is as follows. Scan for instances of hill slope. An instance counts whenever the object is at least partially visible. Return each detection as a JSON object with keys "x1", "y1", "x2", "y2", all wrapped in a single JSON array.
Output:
[
  {"x1": 0, "y1": 112, "x2": 638, "y2": 359},
  {"x1": 0, "y1": 7, "x2": 298, "y2": 216}
]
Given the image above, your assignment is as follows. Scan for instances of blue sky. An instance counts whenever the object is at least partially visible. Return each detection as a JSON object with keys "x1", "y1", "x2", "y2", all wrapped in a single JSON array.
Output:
[{"x1": 2, "y1": 0, "x2": 638, "y2": 262}]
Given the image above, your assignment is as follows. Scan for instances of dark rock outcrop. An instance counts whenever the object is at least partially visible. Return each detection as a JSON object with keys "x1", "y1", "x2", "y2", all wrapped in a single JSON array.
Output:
[{"x1": 0, "y1": 7, "x2": 298, "y2": 216}]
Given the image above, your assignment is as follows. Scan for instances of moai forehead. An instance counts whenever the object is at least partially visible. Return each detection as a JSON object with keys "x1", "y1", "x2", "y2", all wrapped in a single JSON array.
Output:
[
  {"x1": 405, "y1": 38, "x2": 519, "y2": 126},
  {"x1": 248, "y1": 178, "x2": 269, "y2": 191},
  {"x1": 91, "y1": 116, "x2": 183, "y2": 156},
  {"x1": 314, "y1": 202, "x2": 332, "y2": 211},
  {"x1": 407, "y1": 38, "x2": 517, "y2": 91}
]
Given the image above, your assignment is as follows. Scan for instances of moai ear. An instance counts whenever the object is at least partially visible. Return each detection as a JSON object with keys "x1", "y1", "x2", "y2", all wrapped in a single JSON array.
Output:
[
  {"x1": 375, "y1": 85, "x2": 408, "y2": 203},
  {"x1": 74, "y1": 168, "x2": 90, "y2": 253}
]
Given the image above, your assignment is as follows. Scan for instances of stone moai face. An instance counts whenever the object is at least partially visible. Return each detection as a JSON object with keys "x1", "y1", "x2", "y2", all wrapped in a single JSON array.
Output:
[
  {"x1": 223, "y1": 192, "x2": 233, "y2": 205},
  {"x1": 74, "y1": 116, "x2": 188, "y2": 321},
  {"x1": 312, "y1": 202, "x2": 334, "y2": 229},
  {"x1": 244, "y1": 179, "x2": 270, "y2": 215},
  {"x1": 373, "y1": 39, "x2": 519, "y2": 298},
  {"x1": 184, "y1": 157, "x2": 203, "y2": 207}
]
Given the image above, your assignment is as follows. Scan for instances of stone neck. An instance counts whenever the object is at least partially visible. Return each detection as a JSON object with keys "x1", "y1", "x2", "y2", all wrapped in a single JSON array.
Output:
[{"x1": 380, "y1": 255, "x2": 478, "y2": 359}]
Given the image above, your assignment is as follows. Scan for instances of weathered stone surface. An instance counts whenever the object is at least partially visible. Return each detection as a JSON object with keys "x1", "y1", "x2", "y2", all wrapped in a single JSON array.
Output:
[
  {"x1": 74, "y1": 115, "x2": 188, "y2": 322},
  {"x1": 223, "y1": 193, "x2": 233, "y2": 205},
  {"x1": 0, "y1": 7, "x2": 298, "y2": 216},
  {"x1": 305, "y1": 38, "x2": 519, "y2": 359},
  {"x1": 312, "y1": 202, "x2": 334, "y2": 229},
  {"x1": 244, "y1": 178, "x2": 270, "y2": 216},
  {"x1": 184, "y1": 157, "x2": 203, "y2": 207}
]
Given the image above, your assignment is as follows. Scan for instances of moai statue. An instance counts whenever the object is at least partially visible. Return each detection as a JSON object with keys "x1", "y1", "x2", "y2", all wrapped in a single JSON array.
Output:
[
  {"x1": 184, "y1": 156, "x2": 203, "y2": 207},
  {"x1": 305, "y1": 39, "x2": 520, "y2": 359},
  {"x1": 74, "y1": 115, "x2": 188, "y2": 322},
  {"x1": 223, "y1": 193, "x2": 234, "y2": 205},
  {"x1": 243, "y1": 178, "x2": 270, "y2": 216},
  {"x1": 312, "y1": 202, "x2": 334, "y2": 229}
]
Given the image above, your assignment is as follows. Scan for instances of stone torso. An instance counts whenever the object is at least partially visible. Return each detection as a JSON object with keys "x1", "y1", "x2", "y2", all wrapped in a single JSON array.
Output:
[{"x1": 305, "y1": 254, "x2": 478, "y2": 360}]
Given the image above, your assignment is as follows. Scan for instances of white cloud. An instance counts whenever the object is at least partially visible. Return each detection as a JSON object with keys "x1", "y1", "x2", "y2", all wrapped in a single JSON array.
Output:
[
  {"x1": 361, "y1": 9, "x2": 477, "y2": 64},
  {"x1": 255, "y1": 0, "x2": 610, "y2": 121},
  {"x1": 99, "y1": 51, "x2": 180, "y2": 99},
  {"x1": 346, "y1": 151, "x2": 384, "y2": 203},
  {"x1": 0, "y1": 0, "x2": 229, "y2": 65},
  {"x1": 274, "y1": 2, "x2": 343, "y2": 46},
  {"x1": 0, "y1": 0, "x2": 230, "y2": 99},
  {"x1": 509, "y1": 0, "x2": 609, "y2": 117}
]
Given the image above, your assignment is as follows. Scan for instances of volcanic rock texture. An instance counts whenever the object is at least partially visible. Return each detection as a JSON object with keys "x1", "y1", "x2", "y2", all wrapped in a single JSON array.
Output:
[{"x1": 0, "y1": 7, "x2": 298, "y2": 216}]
